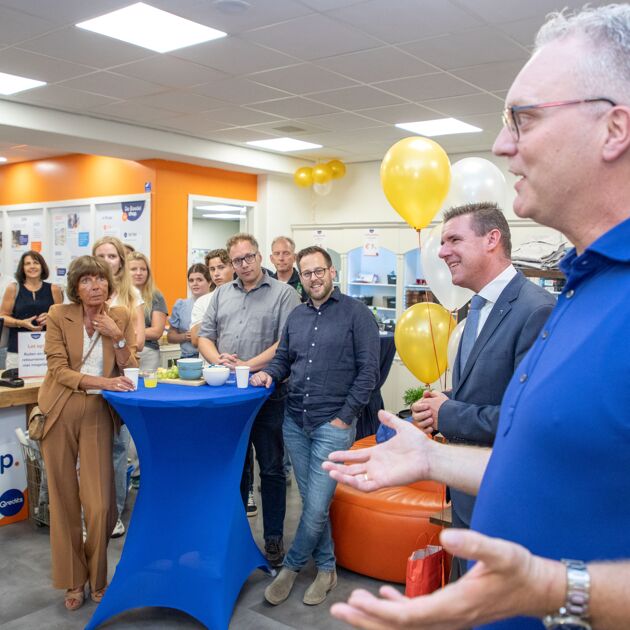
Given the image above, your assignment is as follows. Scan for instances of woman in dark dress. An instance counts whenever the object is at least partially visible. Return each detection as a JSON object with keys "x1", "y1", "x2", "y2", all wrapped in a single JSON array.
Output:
[{"x1": 0, "y1": 251, "x2": 63, "y2": 369}]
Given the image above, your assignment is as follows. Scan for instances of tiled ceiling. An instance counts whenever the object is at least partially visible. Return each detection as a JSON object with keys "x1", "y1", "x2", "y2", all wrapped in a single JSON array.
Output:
[{"x1": 0, "y1": 0, "x2": 611, "y2": 165}]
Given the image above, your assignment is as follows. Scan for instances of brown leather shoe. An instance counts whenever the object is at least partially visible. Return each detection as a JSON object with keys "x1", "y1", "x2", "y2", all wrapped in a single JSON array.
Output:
[
  {"x1": 303, "y1": 569, "x2": 337, "y2": 605},
  {"x1": 264, "y1": 568, "x2": 298, "y2": 605}
]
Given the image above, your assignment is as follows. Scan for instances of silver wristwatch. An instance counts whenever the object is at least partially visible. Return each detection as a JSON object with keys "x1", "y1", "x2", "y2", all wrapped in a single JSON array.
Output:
[
  {"x1": 114, "y1": 338, "x2": 127, "y2": 349},
  {"x1": 542, "y1": 559, "x2": 591, "y2": 629}
]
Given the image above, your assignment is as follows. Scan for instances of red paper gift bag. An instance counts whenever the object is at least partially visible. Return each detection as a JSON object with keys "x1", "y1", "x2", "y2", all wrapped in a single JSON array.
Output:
[{"x1": 405, "y1": 544, "x2": 446, "y2": 597}]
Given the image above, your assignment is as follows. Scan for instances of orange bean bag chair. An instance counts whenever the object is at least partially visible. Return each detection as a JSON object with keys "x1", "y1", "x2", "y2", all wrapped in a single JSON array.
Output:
[{"x1": 330, "y1": 434, "x2": 447, "y2": 584}]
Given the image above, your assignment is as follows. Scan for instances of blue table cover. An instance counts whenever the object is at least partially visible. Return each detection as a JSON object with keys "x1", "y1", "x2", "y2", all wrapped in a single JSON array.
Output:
[{"x1": 86, "y1": 379, "x2": 273, "y2": 630}]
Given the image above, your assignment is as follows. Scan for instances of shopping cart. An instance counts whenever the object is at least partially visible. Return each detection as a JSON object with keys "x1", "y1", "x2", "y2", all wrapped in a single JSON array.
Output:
[{"x1": 19, "y1": 441, "x2": 49, "y2": 527}]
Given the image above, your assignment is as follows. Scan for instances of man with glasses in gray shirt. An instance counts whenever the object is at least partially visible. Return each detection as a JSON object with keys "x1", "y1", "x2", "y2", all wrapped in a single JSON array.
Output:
[{"x1": 198, "y1": 233, "x2": 301, "y2": 567}]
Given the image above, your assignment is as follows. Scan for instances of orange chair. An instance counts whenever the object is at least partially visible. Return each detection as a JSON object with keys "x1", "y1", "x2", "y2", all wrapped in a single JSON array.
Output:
[{"x1": 330, "y1": 435, "x2": 447, "y2": 584}]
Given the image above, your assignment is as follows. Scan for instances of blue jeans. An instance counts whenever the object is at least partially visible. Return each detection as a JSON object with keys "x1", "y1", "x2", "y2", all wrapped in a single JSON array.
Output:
[
  {"x1": 113, "y1": 425, "x2": 130, "y2": 517},
  {"x1": 283, "y1": 415, "x2": 356, "y2": 572},
  {"x1": 240, "y1": 383, "x2": 287, "y2": 543}
]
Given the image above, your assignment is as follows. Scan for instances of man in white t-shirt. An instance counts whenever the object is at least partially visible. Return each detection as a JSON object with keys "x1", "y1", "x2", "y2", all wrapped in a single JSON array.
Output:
[{"x1": 189, "y1": 249, "x2": 234, "y2": 347}]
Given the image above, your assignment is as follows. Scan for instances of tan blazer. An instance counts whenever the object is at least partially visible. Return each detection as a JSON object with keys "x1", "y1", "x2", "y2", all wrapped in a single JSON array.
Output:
[{"x1": 38, "y1": 302, "x2": 138, "y2": 439}]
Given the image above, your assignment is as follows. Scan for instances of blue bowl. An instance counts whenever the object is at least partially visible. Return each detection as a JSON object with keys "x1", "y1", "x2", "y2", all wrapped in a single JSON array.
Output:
[{"x1": 177, "y1": 358, "x2": 203, "y2": 380}]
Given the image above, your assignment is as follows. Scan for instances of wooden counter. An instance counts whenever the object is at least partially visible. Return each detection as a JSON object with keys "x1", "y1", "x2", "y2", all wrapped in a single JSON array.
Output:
[{"x1": 0, "y1": 378, "x2": 42, "y2": 409}]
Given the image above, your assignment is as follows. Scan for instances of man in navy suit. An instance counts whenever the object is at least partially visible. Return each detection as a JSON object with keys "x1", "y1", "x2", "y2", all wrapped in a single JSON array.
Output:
[{"x1": 412, "y1": 202, "x2": 555, "y2": 579}]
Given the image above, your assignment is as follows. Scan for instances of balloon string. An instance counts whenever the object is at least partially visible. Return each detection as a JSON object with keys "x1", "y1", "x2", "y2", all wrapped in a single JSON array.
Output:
[{"x1": 426, "y1": 304, "x2": 444, "y2": 391}]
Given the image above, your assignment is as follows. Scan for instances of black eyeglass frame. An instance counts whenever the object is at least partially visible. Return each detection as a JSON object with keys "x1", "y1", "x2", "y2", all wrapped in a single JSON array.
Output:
[
  {"x1": 299, "y1": 267, "x2": 330, "y2": 281},
  {"x1": 502, "y1": 97, "x2": 617, "y2": 140},
  {"x1": 230, "y1": 252, "x2": 258, "y2": 267}
]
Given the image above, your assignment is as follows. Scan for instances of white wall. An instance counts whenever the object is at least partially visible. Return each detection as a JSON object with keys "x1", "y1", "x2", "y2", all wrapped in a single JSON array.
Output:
[{"x1": 190, "y1": 218, "x2": 240, "y2": 251}]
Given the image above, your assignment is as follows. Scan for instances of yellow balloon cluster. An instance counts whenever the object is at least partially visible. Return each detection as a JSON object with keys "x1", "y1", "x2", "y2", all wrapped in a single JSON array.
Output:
[
  {"x1": 293, "y1": 160, "x2": 347, "y2": 189},
  {"x1": 394, "y1": 302, "x2": 456, "y2": 385},
  {"x1": 381, "y1": 137, "x2": 451, "y2": 230}
]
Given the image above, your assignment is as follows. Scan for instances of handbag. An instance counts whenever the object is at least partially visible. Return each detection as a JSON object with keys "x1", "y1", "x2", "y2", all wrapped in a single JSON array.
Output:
[
  {"x1": 405, "y1": 539, "x2": 446, "y2": 597},
  {"x1": 28, "y1": 332, "x2": 101, "y2": 441}
]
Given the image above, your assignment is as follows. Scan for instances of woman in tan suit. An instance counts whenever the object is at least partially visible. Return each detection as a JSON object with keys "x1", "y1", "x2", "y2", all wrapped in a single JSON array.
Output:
[{"x1": 38, "y1": 256, "x2": 138, "y2": 611}]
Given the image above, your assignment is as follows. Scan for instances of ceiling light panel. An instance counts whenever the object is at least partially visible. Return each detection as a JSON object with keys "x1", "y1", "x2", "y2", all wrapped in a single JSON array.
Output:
[
  {"x1": 0, "y1": 71, "x2": 46, "y2": 95},
  {"x1": 76, "y1": 3, "x2": 227, "y2": 53},
  {"x1": 395, "y1": 118, "x2": 482, "y2": 137},
  {"x1": 246, "y1": 137, "x2": 322, "y2": 152}
]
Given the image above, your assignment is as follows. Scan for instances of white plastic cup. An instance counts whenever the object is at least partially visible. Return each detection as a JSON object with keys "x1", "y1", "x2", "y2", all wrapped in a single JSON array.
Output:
[
  {"x1": 235, "y1": 366, "x2": 250, "y2": 389},
  {"x1": 124, "y1": 368, "x2": 140, "y2": 390}
]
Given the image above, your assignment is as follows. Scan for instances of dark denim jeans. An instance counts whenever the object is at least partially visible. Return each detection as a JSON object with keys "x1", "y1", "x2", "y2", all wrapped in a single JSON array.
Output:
[
  {"x1": 283, "y1": 414, "x2": 356, "y2": 572},
  {"x1": 240, "y1": 382, "x2": 287, "y2": 543}
]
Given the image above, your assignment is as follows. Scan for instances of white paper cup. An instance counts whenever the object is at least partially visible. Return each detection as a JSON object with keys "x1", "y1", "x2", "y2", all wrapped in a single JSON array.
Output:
[
  {"x1": 235, "y1": 366, "x2": 250, "y2": 389},
  {"x1": 124, "y1": 368, "x2": 139, "y2": 390}
]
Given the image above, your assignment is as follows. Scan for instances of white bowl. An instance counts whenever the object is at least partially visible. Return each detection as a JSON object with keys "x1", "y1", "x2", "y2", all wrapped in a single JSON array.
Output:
[{"x1": 203, "y1": 366, "x2": 230, "y2": 386}]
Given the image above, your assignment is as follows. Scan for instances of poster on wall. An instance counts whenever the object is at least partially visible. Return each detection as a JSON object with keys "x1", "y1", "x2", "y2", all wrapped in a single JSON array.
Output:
[
  {"x1": 18, "y1": 332, "x2": 47, "y2": 378},
  {"x1": 9, "y1": 212, "x2": 43, "y2": 269},
  {"x1": 50, "y1": 206, "x2": 91, "y2": 283},
  {"x1": 95, "y1": 199, "x2": 150, "y2": 256}
]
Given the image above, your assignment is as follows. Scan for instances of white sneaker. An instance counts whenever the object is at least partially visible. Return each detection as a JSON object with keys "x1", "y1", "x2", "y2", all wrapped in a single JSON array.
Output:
[
  {"x1": 246, "y1": 491, "x2": 258, "y2": 517},
  {"x1": 111, "y1": 518, "x2": 125, "y2": 538}
]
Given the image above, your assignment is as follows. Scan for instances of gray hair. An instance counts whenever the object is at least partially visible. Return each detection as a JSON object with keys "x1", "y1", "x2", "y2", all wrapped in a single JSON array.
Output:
[
  {"x1": 535, "y1": 4, "x2": 630, "y2": 102},
  {"x1": 271, "y1": 235, "x2": 296, "y2": 252}
]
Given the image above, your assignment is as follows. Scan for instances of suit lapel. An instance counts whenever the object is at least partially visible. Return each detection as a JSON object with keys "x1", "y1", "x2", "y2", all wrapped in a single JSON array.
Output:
[
  {"x1": 453, "y1": 273, "x2": 526, "y2": 395},
  {"x1": 102, "y1": 304, "x2": 115, "y2": 376},
  {"x1": 63, "y1": 303, "x2": 84, "y2": 369}
]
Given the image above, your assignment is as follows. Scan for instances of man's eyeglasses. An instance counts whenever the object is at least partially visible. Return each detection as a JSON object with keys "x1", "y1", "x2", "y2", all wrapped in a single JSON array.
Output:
[
  {"x1": 300, "y1": 267, "x2": 329, "y2": 281},
  {"x1": 231, "y1": 253, "x2": 257, "y2": 267},
  {"x1": 502, "y1": 98, "x2": 616, "y2": 140}
]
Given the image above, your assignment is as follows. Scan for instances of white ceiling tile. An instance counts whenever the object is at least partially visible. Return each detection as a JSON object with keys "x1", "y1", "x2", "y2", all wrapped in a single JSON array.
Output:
[
  {"x1": 157, "y1": 113, "x2": 231, "y2": 135},
  {"x1": 131, "y1": 90, "x2": 226, "y2": 114},
  {"x1": 19, "y1": 27, "x2": 153, "y2": 69},
  {"x1": 329, "y1": 0, "x2": 483, "y2": 44},
  {"x1": 242, "y1": 14, "x2": 381, "y2": 61},
  {"x1": 207, "y1": 128, "x2": 277, "y2": 144},
  {"x1": 58, "y1": 71, "x2": 164, "y2": 99},
  {"x1": 0, "y1": 48, "x2": 93, "y2": 83},
  {"x1": 250, "y1": 64, "x2": 357, "y2": 95},
  {"x1": 420, "y1": 93, "x2": 504, "y2": 117},
  {"x1": 357, "y1": 103, "x2": 436, "y2": 124},
  {"x1": 246, "y1": 120, "x2": 327, "y2": 137},
  {"x1": 193, "y1": 78, "x2": 289, "y2": 104},
  {"x1": 301, "y1": 0, "x2": 370, "y2": 9},
  {"x1": 0, "y1": 5, "x2": 58, "y2": 46},
  {"x1": 114, "y1": 56, "x2": 228, "y2": 88},
  {"x1": 310, "y1": 86, "x2": 405, "y2": 110},
  {"x1": 88, "y1": 101, "x2": 180, "y2": 123},
  {"x1": 315, "y1": 47, "x2": 435, "y2": 83},
  {"x1": 171, "y1": 37, "x2": 299, "y2": 75},
  {"x1": 0, "y1": 0, "x2": 128, "y2": 26},
  {"x1": 495, "y1": 17, "x2": 544, "y2": 47},
  {"x1": 401, "y1": 27, "x2": 528, "y2": 70},
  {"x1": 249, "y1": 97, "x2": 339, "y2": 118},
  {"x1": 200, "y1": 106, "x2": 285, "y2": 127},
  {"x1": 7, "y1": 84, "x2": 119, "y2": 110},
  {"x1": 452, "y1": 61, "x2": 525, "y2": 92},
  {"x1": 375, "y1": 73, "x2": 478, "y2": 101},
  {"x1": 296, "y1": 112, "x2": 383, "y2": 131}
]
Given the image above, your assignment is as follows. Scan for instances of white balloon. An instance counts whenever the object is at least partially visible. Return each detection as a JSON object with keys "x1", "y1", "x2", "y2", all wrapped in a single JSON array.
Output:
[
  {"x1": 448, "y1": 157, "x2": 507, "y2": 210},
  {"x1": 313, "y1": 181, "x2": 333, "y2": 196},
  {"x1": 447, "y1": 317, "x2": 466, "y2": 369},
  {"x1": 420, "y1": 224, "x2": 473, "y2": 311}
]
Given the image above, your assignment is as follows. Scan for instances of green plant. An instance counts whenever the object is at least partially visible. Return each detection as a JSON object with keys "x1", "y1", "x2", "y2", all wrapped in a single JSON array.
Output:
[{"x1": 403, "y1": 386, "x2": 426, "y2": 407}]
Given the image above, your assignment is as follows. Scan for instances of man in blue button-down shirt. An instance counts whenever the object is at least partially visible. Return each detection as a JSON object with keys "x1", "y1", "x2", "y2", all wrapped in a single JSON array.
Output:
[{"x1": 251, "y1": 245, "x2": 380, "y2": 607}]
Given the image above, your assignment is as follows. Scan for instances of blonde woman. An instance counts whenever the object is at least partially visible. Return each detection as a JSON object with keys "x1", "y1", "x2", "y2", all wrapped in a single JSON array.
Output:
[
  {"x1": 127, "y1": 251, "x2": 168, "y2": 372},
  {"x1": 93, "y1": 236, "x2": 144, "y2": 538}
]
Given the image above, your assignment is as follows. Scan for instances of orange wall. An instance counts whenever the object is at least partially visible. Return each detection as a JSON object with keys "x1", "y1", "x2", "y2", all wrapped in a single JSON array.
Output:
[{"x1": 0, "y1": 154, "x2": 257, "y2": 308}]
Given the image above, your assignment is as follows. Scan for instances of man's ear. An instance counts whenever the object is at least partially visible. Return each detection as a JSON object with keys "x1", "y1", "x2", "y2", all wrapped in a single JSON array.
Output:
[
  {"x1": 603, "y1": 106, "x2": 630, "y2": 162},
  {"x1": 485, "y1": 228, "x2": 502, "y2": 253}
]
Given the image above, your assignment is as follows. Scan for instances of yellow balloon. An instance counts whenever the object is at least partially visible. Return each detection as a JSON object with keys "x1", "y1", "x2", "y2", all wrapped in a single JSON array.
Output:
[
  {"x1": 327, "y1": 159, "x2": 346, "y2": 179},
  {"x1": 294, "y1": 167, "x2": 314, "y2": 188},
  {"x1": 381, "y1": 137, "x2": 451, "y2": 230},
  {"x1": 394, "y1": 302, "x2": 456, "y2": 384},
  {"x1": 312, "y1": 163, "x2": 333, "y2": 184}
]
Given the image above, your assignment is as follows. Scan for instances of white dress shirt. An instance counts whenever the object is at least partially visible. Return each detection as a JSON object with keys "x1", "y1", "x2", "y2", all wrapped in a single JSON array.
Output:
[{"x1": 473, "y1": 264, "x2": 517, "y2": 338}]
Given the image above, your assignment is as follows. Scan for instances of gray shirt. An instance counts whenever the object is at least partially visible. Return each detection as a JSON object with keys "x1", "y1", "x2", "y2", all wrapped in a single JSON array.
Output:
[{"x1": 199, "y1": 271, "x2": 301, "y2": 361}]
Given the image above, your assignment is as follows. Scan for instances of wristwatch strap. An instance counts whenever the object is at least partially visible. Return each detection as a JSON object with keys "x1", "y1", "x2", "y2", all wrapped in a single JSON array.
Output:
[{"x1": 542, "y1": 559, "x2": 591, "y2": 629}]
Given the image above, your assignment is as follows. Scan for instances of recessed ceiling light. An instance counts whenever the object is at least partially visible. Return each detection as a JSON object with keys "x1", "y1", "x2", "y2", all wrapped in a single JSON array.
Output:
[
  {"x1": 0, "y1": 157, "x2": 8, "y2": 163},
  {"x1": 76, "y1": 2, "x2": 227, "y2": 53},
  {"x1": 0, "y1": 71, "x2": 46, "y2": 95},
  {"x1": 198, "y1": 204, "x2": 246, "y2": 213},
  {"x1": 246, "y1": 137, "x2": 322, "y2": 152},
  {"x1": 395, "y1": 118, "x2": 482, "y2": 137},
  {"x1": 202, "y1": 213, "x2": 242, "y2": 220}
]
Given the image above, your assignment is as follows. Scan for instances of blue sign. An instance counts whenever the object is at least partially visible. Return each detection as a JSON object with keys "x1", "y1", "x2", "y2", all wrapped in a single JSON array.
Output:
[
  {"x1": 0, "y1": 488, "x2": 24, "y2": 517},
  {"x1": 78, "y1": 231, "x2": 89, "y2": 247},
  {"x1": 19, "y1": 234, "x2": 29, "y2": 246},
  {"x1": 56, "y1": 267, "x2": 67, "y2": 277},
  {"x1": 122, "y1": 200, "x2": 145, "y2": 222}
]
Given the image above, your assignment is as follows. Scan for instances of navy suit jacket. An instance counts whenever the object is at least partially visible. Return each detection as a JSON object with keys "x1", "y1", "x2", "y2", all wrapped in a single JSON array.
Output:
[{"x1": 438, "y1": 271, "x2": 556, "y2": 527}]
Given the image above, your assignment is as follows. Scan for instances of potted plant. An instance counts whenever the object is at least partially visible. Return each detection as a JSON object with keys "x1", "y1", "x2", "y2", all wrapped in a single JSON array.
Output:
[{"x1": 399, "y1": 386, "x2": 427, "y2": 419}]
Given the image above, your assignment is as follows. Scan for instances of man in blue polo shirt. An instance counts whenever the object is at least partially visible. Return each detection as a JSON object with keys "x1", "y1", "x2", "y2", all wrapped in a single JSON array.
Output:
[
  {"x1": 251, "y1": 245, "x2": 380, "y2": 607},
  {"x1": 324, "y1": 5, "x2": 630, "y2": 630}
]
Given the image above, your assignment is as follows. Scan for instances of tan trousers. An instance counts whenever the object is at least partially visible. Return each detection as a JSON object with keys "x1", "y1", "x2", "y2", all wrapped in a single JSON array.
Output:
[{"x1": 41, "y1": 393, "x2": 116, "y2": 591}]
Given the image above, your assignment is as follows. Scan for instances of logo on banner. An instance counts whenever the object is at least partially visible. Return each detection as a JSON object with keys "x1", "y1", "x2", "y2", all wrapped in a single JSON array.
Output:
[
  {"x1": 0, "y1": 452, "x2": 15, "y2": 474},
  {"x1": 122, "y1": 201, "x2": 145, "y2": 222},
  {"x1": 0, "y1": 489, "x2": 25, "y2": 517}
]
